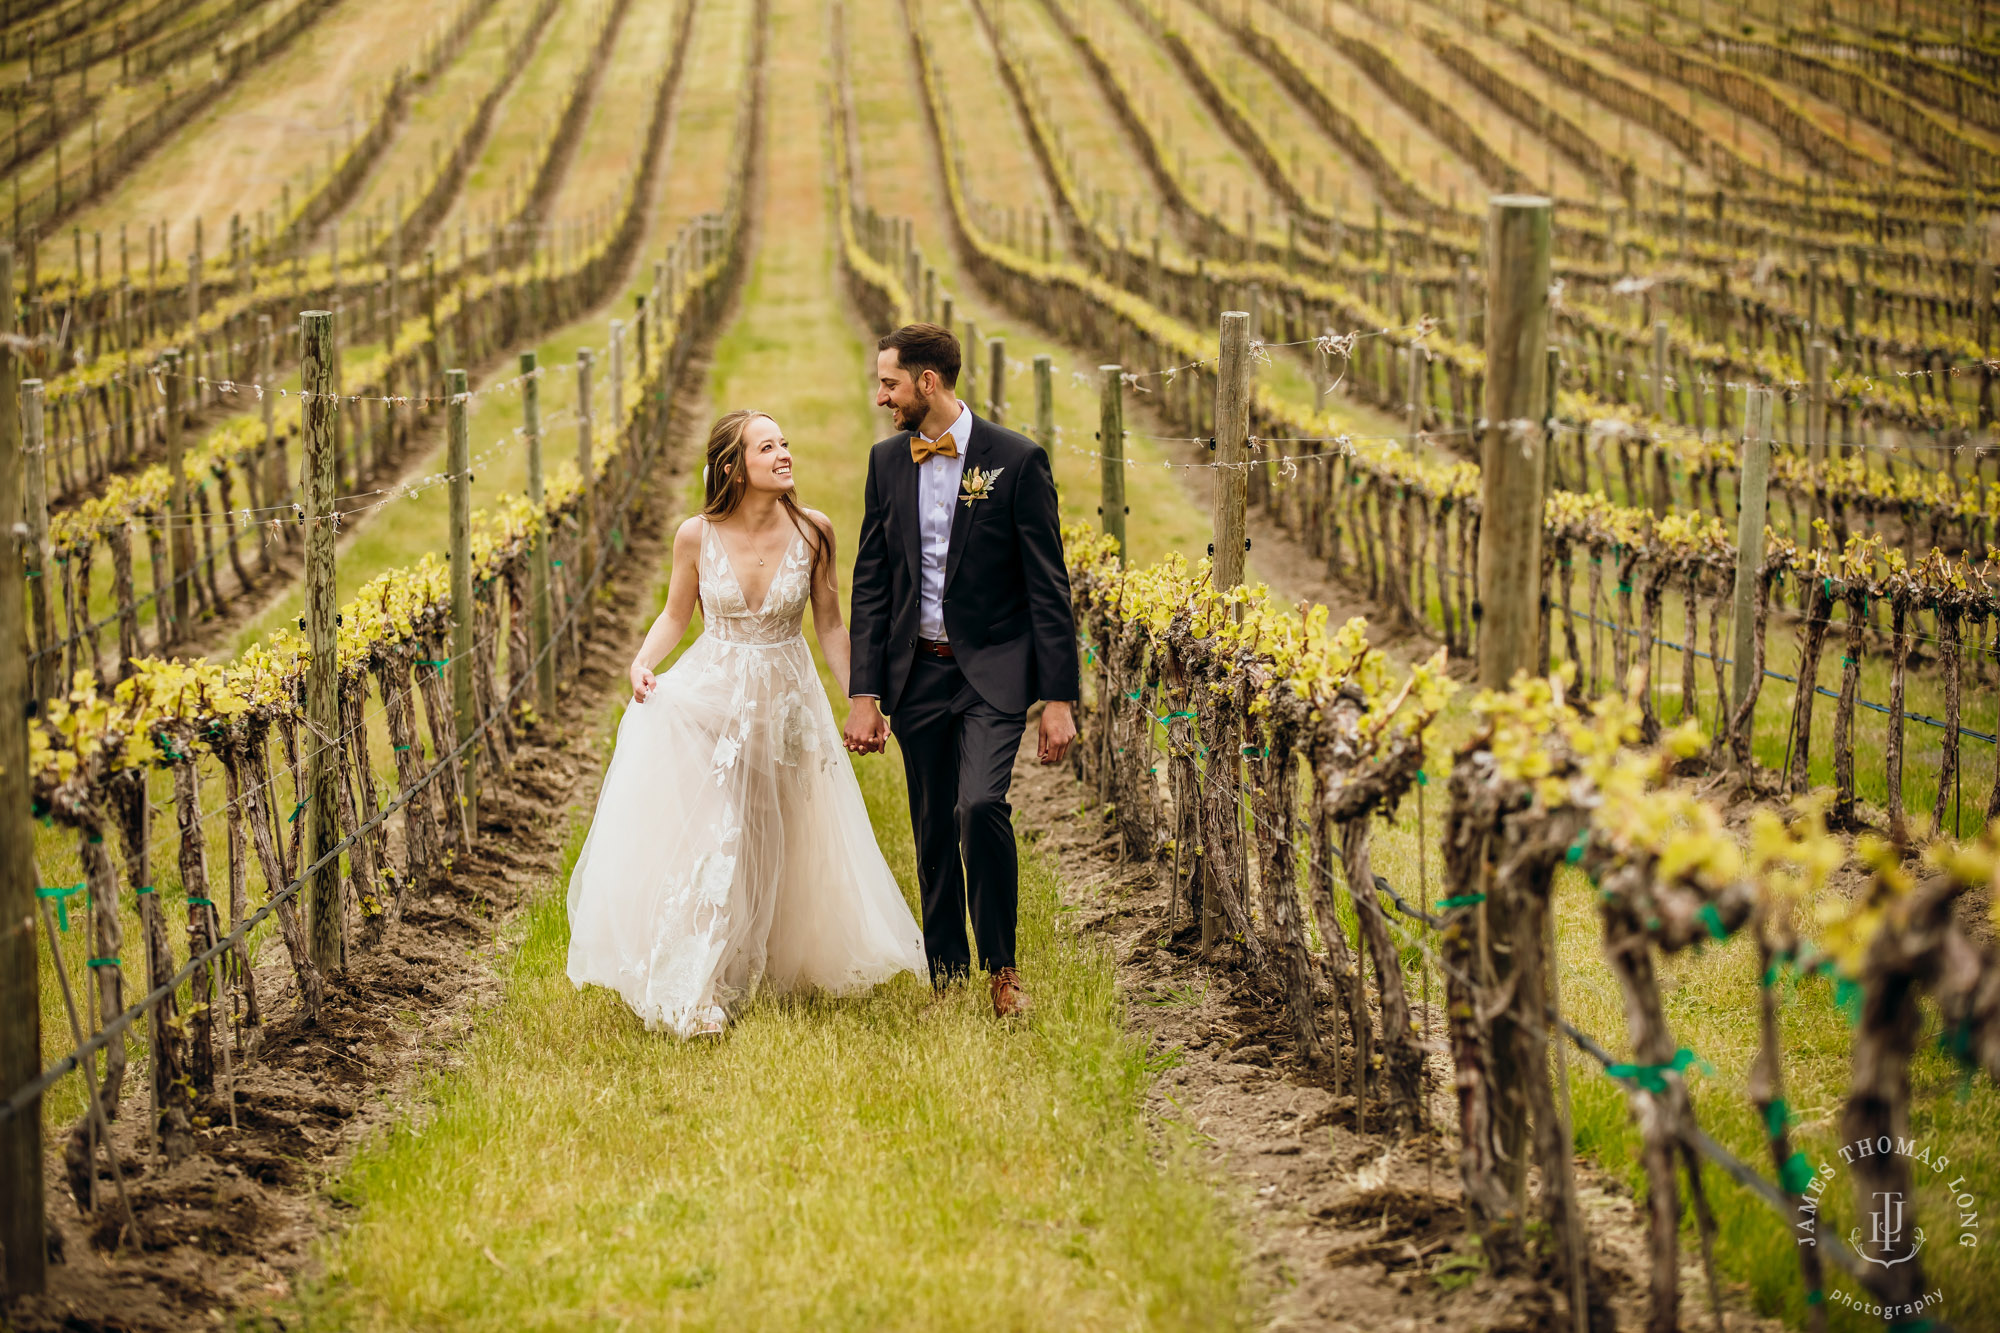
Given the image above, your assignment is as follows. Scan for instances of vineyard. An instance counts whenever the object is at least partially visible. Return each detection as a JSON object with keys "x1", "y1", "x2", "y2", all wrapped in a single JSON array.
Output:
[{"x1": 2, "y1": 0, "x2": 1999, "y2": 1327}]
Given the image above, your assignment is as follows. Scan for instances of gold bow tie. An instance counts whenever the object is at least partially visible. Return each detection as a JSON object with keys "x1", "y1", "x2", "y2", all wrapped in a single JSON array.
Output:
[{"x1": 910, "y1": 432, "x2": 959, "y2": 465}]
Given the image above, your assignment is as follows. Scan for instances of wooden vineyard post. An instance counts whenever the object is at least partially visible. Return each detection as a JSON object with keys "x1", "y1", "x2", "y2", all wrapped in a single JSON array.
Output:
[
  {"x1": 300, "y1": 311, "x2": 343, "y2": 975},
  {"x1": 1476, "y1": 197, "x2": 1552, "y2": 690},
  {"x1": 165, "y1": 346, "x2": 192, "y2": 641},
  {"x1": 425, "y1": 250, "x2": 439, "y2": 365},
  {"x1": 1456, "y1": 254, "x2": 1474, "y2": 346},
  {"x1": 1651, "y1": 319, "x2": 1668, "y2": 419},
  {"x1": 447, "y1": 368, "x2": 478, "y2": 835},
  {"x1": 1205, "y1": 311, "x2": 1253, "y2": 955},
  {"x1": 608, "y1": 319, "x2": 625, "y2": 433},
  {"x1": 118, "y1": 282, "x2": 133, "y2": 467},
  {"x1": 1806, "y1": 341, "x2": 1828, "y2": 539},
  {"x1": 1546, "y1": 346, "x2": 1563, "y2": 493},
  {"x1": 963, "y1": 320, "x2": 978, "y2": 406},
  {"x1": 1033, "y1": 354, "x2": 1053, "y2": 453},
  {"x1": 0, "y1": 243, "x2": 46, "y2": 1299},
  {"x1": 330, "y1": 299, "x2": 347, "y2": 493},
  {"x1": 1406, "y1": 342, "x2": 1424, "y2": 441},
  {"x1": 988, "y1": 336, "x2": 1005, "y2": 424},
  {"x1": 523, "y1": 350, "x2": 554, "y2": 720},
  {"x1": 1977, "y1": 258, "x2": 1992, "y2": 359},
  {"x1": 259, "y1": 315, "x2": 283, "y2": 542},
  {"x1": 20, "y1": 379, "x2": 52, "y2": 706},
  {"x1": 591, "y1": 324, "x2": 613, "y2": 578},
  {"x1": 1730, "y1": 387, "x2": 1774, "y2": 744},
  {"x1": 1099, "y1": 365, "x2": 1126, "y2": 563},
  {"x1": 574, "y1": 348, "x2": 594, "y2": 657},
  {"x1": 638, "y1": 287, "x2": 653, "y2": 381},
  {"x1": 1211, "y1": 311, "x2": 1251, "y2": 592},
  {"x1": 1547, "y1": 903, "x2": 1589, "y2": 1333}
]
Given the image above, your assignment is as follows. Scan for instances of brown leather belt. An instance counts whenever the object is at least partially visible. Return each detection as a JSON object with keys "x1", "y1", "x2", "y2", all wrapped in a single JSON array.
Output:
[{"x1": 916, "y1": 637, "x2": 955, "y2": 659}]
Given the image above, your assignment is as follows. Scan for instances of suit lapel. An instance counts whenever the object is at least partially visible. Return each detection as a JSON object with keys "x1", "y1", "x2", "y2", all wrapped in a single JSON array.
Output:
[
  {"x1": 943, "y1": 417, "x2": 989, "y2": 593},
  {"x1": 897, "y1": 433, "x2": 921, "y2": 579}
]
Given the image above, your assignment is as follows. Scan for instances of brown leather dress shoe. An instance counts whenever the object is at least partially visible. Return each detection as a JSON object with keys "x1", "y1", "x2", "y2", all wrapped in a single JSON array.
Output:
[{"x1": 990, "y1": 967, "x2": 1029, "y2": 1019}]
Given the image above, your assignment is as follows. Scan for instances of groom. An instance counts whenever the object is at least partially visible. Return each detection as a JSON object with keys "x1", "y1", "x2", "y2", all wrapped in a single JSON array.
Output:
[{"x1": 844, "y1": 322, "x2": 1078, "y2": 1018}]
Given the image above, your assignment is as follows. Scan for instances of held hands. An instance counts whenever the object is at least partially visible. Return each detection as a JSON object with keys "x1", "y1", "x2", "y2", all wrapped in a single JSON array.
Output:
[
  {"x1": 1038, "y1": 701, "x2": 1076, "y2": 765},
  {"x1": 843, "y1": 696, "x2": 890, "y2": 755},
  {"x1": 629, "y1": 661, "x2": 657, "y2": 704}
]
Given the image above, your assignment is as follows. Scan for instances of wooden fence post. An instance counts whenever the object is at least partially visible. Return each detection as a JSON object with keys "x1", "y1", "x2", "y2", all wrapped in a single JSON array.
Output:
[
  {"x1": 165, "y1": 346, "x2": 191, "y2": 641},
  {"x1": 1476, "y1": 197, "x2": 1552, "y2": 690},
  {"x1": 1033, "y1": 353, "x2": 1053, "y2": 453},
  {"x1": 1211, "y1": 310, "x2": 1252, "y2": 592},
  {"x1": 524, "y1": 350, "x2": 554, "y2": 720},
  {"x1": 988, "y1": 336, "x2": 1005, "y2": 424},
  {"x1": 300, "y1": 310, "x2": 343, "y2": 975},
  {"x1": 447, "y1": 367, "x2": 477, "y2": 834},
  {"x1": 1100, "y1": 365, "x2": 1126, "y2": 563},
  {"x1": 1730, "y1": 387, "x2": 1773, "y2": 720},
  {"x1": 0, "y1": 242, "x2": 46, "y2": 1300}
]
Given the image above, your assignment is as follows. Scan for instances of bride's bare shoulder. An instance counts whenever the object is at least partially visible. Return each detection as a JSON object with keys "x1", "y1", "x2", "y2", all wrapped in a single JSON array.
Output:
[
  {"x1": 800, "y1": 507, "x2": 837, "y2": 542},
  {"x1": 673, "y1": 515, "x2": 707, "y2": 555}
]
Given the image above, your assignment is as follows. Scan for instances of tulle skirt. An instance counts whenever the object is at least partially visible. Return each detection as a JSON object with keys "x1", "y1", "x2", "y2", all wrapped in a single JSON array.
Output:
[{"x1": 565, "y1": 630, "x2": 926, "y2": 1036}]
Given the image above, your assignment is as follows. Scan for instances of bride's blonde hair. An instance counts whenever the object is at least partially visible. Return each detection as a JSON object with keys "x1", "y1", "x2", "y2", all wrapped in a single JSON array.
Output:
[{"x1": 701, "y1": 409, "x2": 828, "y2": 590}]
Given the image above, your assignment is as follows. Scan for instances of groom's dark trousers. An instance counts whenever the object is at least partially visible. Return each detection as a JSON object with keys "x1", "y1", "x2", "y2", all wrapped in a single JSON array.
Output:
[{"x1": 891, "y1": 653, "x2": 1023, "y2": 982}]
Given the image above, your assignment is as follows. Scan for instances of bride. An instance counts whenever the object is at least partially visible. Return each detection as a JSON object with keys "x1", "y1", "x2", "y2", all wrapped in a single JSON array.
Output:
[{"x1": 565, "y1": 409, "x2": 926, "y2": 1036}]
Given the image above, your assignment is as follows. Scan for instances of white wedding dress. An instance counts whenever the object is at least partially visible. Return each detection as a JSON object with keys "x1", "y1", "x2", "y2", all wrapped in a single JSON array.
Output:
[{"x1": 565, "y1": 517, "x2": 926, "y2": 1035}]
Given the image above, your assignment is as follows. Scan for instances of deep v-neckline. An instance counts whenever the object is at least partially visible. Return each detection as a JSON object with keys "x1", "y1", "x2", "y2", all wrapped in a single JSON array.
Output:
[{"x1": 707, "y1": 518, "x2": 799, "y2": 616}]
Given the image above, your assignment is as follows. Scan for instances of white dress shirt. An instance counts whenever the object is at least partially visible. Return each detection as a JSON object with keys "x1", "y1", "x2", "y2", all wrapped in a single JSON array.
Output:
[{"x1": 914, "y1": 402, "x2": 972, "y2": 641}]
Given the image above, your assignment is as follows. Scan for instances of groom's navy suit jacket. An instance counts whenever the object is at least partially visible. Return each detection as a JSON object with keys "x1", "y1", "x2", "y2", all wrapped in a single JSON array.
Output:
[{"x1": 849, "y1": 414, "x2": 1079, "y2": 717}]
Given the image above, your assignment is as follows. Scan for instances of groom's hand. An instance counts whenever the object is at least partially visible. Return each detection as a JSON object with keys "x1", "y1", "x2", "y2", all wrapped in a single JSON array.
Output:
[
  {"x1": 1037, "y1": 701, "x2": 1076, "y2": 765},
  {"x1": 844, "y1": 696, "x2": 889, "y2": 755}
]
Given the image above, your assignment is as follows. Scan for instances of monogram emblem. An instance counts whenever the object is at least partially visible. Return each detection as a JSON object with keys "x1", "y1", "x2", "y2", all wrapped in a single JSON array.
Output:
[{"x1": 1850, "y1": 1190, "x2": 1926, "y2": 1269}]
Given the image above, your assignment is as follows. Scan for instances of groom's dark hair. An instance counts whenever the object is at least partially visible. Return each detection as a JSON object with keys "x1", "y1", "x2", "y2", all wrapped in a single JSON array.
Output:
[{"x1": 878, "y1": 323, "x2": 960, "y2": 389}]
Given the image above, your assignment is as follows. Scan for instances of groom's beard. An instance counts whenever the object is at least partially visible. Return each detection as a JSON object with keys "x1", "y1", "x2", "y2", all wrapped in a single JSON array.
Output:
[{"x1": 892, "y1": 402, "x2": 924, "y2": 433}]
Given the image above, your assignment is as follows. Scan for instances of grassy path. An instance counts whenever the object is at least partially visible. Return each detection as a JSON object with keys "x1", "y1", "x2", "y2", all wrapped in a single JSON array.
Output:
[{"x1": 301, "y1": 0, "x2": 1249, "y2": 1326}]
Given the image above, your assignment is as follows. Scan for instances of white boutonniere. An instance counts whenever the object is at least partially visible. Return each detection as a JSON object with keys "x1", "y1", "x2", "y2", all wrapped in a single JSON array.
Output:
[{"x1": 959, "y1": 465, "x2": 1004, "y2": 507}]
